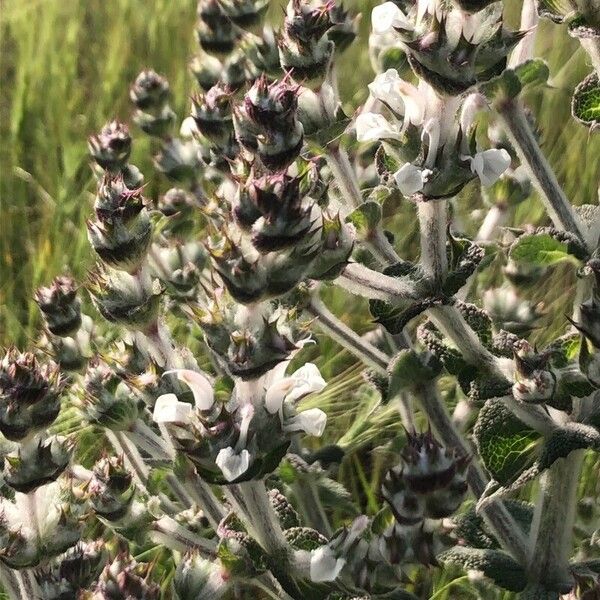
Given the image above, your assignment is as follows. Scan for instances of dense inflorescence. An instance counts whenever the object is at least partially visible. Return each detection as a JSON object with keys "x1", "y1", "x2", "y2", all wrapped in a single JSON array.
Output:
[{"x1": 2, "y1": 1, "x2": 599, "y2": 599}]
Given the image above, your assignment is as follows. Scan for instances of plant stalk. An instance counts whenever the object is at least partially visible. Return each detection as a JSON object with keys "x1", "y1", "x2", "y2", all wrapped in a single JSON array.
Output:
[
  {"x1": 417, "y1": 198, "x2": 448, "y2": 289},
  {"x1": 306, "y1": 297, "x2": 389, "y2": 373},
  {"x1": 497, "y1": 99, "x2": 586, "y2": 244},
  {"x1": 528, "y1": 451, "x2": 584, "y2": 590}
]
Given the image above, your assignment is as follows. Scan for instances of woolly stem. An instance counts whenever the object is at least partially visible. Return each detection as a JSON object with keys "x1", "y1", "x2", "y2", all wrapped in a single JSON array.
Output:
[
  {"x1": 497, "y1": 99, "x2": 586, "y2": 244},
  {"x1": 417, "y1": 199, "x2": 448, "y2": 289},
  {"x1": 0, "y1": 564, "x2": 22, "y2": 600},
  {"x1": 151, "y1": 515, "x2": 217, "y2": 557},
  {"x1": 528, "y1": 451, "x2": 584, "y2": 590},
  {"x1": 336, "y1": 262, "x2": 420, "y2": 303},
  {"x1": 306, "y1": 297, "x2": 389, "y2": 373}
]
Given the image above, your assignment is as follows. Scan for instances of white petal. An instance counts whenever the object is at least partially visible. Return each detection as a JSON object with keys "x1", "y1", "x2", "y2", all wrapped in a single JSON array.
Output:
[
  {"x1": 355, "y1": 112, "x2": 401, "y2": 142},
  {"x1": 153, "y1": 393, "x2": 193, "y2": 424},
  {"x1": 165, "y1": 369, "x2": 214, "y2": 411},
  {"x1": 310, "y1": 547, "x2": 346, "y2": 582},
  {"x1": 264, "y1": 377, "x2": 295, "y2": 414},
  {"x1": 180, "y1": 116, "x2": 197, "y2": 139},
  {"x1": 470, "y1": 149, "x2": 511, "y2": 187},
  {"x1": 286, "y1": 363, "x2": 326, "y2": 403},
  {"x1": 397, "y1": 80, "x2": 425, "y2": 126},
  {"x1": 393, "y1": 163, "x2": 426, "y2": 196},
  {"x1": 371, "y1": 2, "x2": 411, "y2": 34},
  {"x1": 368, "y1": 69, "x2": 404, "y2": 115},
  {"x1": 285, "y1": 409, "x2": 328, "y2": 437},
  {"x1": 215, "y1": 447, "x2": 251, "y2": 482}
]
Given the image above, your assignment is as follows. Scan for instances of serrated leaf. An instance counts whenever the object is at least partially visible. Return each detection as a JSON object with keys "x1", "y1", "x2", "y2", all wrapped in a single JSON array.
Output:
[
  {"x1": 345, "y1": 201, "x2": 382, "y2": 238},
  {"x1": 510, "y1": 233, "x2": 578, "y2": 266},
  {"x1": 572, "y1": 72, "x2": 600, "y2": 130},
  {"x1": 514, "y1": 59, "x2": 550, "y2": 88},
  {"x1": 477, "y1": 423, "x2": 600, "y2": 511},
  {"x1": 439, "y1": 546, "x2": 527, "y2": 592},
  {"x1": 474, "y1": 399, "x2": 540, "y2": 485}
]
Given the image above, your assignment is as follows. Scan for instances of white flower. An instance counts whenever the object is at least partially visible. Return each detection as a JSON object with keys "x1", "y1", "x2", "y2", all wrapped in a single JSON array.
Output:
[
  {"x1": 468, "y1": 149, "x2": 511, "y2": 187},
  {"x1": 355, "y1": 112, "x2": 402, "y2": 142},
  {"x1": 179, "y1": 116, "x2": 197, "y2": 139},
  {"x1": 264, "y1": 363, "x2": 326, "y2": 414},
  {"x1": 215, "y1": 447, "x2": 251, "y2": 482},
  {"x1": 371, "y1": 2, "x2": 412, "y2": 35},
  {"x1": 153, "y1": 393, "x2": 193, "y2": 424},
  {"x1": 164, "y1": 369, "x2": 214, "y2": 410},
  {"x1": 393, "y1": 163, "x2": 430, "y2": 196},
  {"x1": 368, "y1": 69, "x2": 404, "y2": 115},
  {"x1": 284, "y1": 408, "x2": 328, "y2": 437},
  {"x1": 309, "y1": 546, "x2": 346, "y2": 582}
]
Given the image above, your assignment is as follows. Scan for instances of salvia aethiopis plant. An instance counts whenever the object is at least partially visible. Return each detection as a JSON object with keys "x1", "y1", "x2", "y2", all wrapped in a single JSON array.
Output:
[{"x1": 2, "y1": 0, "x2": 600, "y2": 598}]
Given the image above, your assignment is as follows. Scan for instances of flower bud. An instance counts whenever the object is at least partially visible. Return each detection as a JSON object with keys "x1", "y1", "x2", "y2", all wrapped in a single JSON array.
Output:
[
  {"x1": 512, "y1": 342, "x2": 556, "y2": 404},
  {"x1": 218, "y1": 0, "x2": 269, "y2": 30},
  {"x1": 278, "y1": 0, "x2": 336, "y2": 83},
  {"x1": 0, "y1": 349, "x2": 64, "y2": 441},
  {"x1": 88, "y1": 121, "x2": 132, "y2": 173},
  {"x1": 483, "y1": 287, "x2": 544, "y2": 335},
  {"x1": 88, "y1": 175, "x2": 153, "y2": 273},
  {"x1": 217, "y1": 532, "x2": 268, "y2": 577},
  {"x1": 383, "y1": 429, "x2": 469, "y2": 522},
  {"x1": 285, "y1": 526, "x2": 328, "y2": 550},
  {"x1": 154, "y1": 137, "x2": 202, "y2": 182},
  {"x1": 130, "y1": 70, "x2": 170, "y2": 111},
  {"x1": 191, "y1": 84, "x2": 235, "y2": 149},
  {"x1": 87, "y1": 267, "x2": 163, "y2": 330},
  {"x1": 35, "y1": 275, "x2": 82, "y2": 337},
  {"x1": 308, "y1": 212, "x2": 354, "y2": 280},
  {"x1": 88, "y1": 552, "x2": 160, "y2": 600},
  {"x1": 88, "y1": 455, "x2": 135, "y2": 520},
  {"x1": 82, "y1": 359, "x2": 139, "y2": 430},
  {"x1": 196, "y1": 0, "x2": 240, "y2": 56},
  {"x1": 173, "y1": 552, "x2": 230, "y2": 600},
  {"x1": 36, "y1": 541, "x2": 107, "y2": 600},
  {"x1": 234, "y1": 76, "x2": 304, "y2": 171},
  {"x1": 247, "y1": 171, "x2": 315, "y2": 253},
  {"x1": 3, "y1": 436, "x2": 72, "y2": 493}
]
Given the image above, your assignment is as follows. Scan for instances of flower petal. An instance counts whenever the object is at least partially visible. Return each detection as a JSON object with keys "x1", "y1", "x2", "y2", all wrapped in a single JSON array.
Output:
[
  {"x1": 368, "y1": 69, "x2": 404, "y2": 115},
  {"x1": 286, "y1": 363, "x2": 326, "y2": 403},
  {"x1": 215, "y1": 447, "x2": 251, "y2": 482},
  {"x1": 285, "y1": 408, "x2": 328, "y2": 437},
  {"x1": 469, "y1": 149, "x2": 511, "y2": 187},
  {"x1": 355, "y1": 112, "x2": 401, "y2": 142},
  {"x1": 393, "y1": 163, "x2": 426, "y2": 196},
  {"x1": 165, "y1": 369, "x2": 214, "y2": 411},
  {"x1": 264, "y1": 377, "x2": 295, "y2": 414},
  {"x1": 371, "y1": 2, "x2": 411, "y2": 34},
  {"x1": 310, "y1": 547, "x2": 346, "y2": 582},
  {"x1": 153, "y1": 393, "x2": 193, "y2": 424}
]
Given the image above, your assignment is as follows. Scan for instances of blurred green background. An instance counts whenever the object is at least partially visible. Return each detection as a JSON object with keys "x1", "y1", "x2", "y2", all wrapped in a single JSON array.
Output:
[{"x1": 1, "y1": 0, "x2": 599, "y2": 347}]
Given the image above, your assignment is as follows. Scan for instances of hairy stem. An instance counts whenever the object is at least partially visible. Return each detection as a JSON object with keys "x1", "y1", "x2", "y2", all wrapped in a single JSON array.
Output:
[
  {"x1": 336, "y1": 262, "x2": 420, "y2": 303},
  {"x1": 528, "y1": 451, "x2": 584, "y2": 590},
  {"x1": 0, "y1": 564, "x2": 21, "y2": 600},
  {"x1": 417, "y1": 199, "x2": 448, "y2": 289},
  {"x1": 151, "y1": 515, "x2": 217, "y2": 556},
  {"x1": 497, "y1": 99, "x2": 586, "y2": 244},
  {"x1": 306, "y1": 297, "x2": 389, "y2": 373}
]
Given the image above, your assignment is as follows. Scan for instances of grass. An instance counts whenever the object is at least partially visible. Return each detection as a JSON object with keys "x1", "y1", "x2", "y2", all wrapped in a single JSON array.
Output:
[{"x1": 1, "y1": 1, "x2": 599, "y2": 598}]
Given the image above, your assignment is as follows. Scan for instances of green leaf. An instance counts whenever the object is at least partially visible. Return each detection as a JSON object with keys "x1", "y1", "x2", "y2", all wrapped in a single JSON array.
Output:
[
  {"x1": 514, "y1": 59, "x2": 550, "y2": 88},
  {"x1": 474, "y1": 399, "x2": 540, "y2": 485},
  {"x1": 480, "y1": 70, "x2": 522, "y2": 102},
  {"x1": 439, "y1": 546, "x2": 527, "y2": 592},
  {"x1": 509, "y1": 233, "x2": 578, "y2": 266},
  {"x1": 387, "y1": 349, "x2": 441, "y2": 394},
  {"x1": 572, "y1": 72, "x2": 600, "y2": 130},
  {"x1": 477, "y1": 423, "x2": 600, "y2": 511},
  {"x1": 536, "y1": 0, "x2": 572, "y2": 23},
  {"x1": 345, "y1": 201, "x2": 382, "y2": 238}
]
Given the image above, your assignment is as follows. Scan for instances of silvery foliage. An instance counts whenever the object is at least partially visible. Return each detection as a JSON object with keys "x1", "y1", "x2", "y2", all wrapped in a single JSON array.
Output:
[{"x1": 1, "y1": 0, "x2": 600, "y2": 599}]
